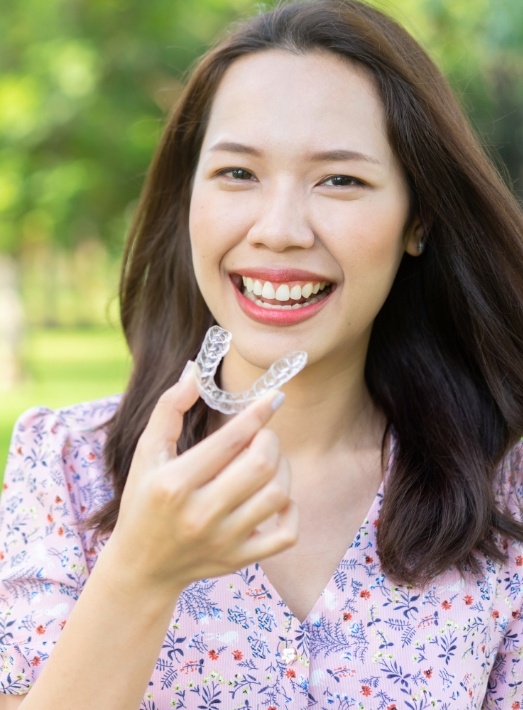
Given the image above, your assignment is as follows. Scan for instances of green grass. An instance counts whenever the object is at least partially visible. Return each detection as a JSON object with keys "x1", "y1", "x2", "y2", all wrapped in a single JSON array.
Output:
[{"x1": 1, "y1": 327, "x2": 131, "y2": 485}]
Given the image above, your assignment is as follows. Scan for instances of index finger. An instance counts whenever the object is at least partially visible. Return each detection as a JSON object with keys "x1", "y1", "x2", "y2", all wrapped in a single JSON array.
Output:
[
  {"x1": 171, "y1": 390, "x2": 285, "y2": 487},
  {"x1": 137, "y1": 362, "x2": 201, "y2": 462}
]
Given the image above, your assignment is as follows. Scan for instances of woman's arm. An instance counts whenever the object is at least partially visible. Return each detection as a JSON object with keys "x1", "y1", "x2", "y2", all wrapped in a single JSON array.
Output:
[
  {"x1": 17, "y1": 546, "x2": 182, "y2": 710},
  {"x1": 0, "y1": 697, "x2": 26, "y2": 709},
  {"x1": 13, "y1": 369, "x2": 296, "y2": 710}
]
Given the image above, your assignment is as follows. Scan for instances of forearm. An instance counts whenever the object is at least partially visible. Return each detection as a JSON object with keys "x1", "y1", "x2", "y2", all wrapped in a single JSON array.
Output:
[{"x1": 20, "y1": 542, "x2": 181, "y2": 710}]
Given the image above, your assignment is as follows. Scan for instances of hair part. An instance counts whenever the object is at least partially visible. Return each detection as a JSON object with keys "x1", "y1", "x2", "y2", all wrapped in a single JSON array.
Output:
[{"x1": 88, "y1": 0, "x2": 523, "y2": 586}]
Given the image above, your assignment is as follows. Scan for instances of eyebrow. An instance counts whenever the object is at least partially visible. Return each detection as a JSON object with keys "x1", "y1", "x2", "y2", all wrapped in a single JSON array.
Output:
[
  {"x1": 209, "y1": 141, "x2": 263, "y2": 157},
  {"x1": 308, "y1": 148, "x2": 381, "y2": 165},
  {"x1": 209, "y1": 141, "x2": 382, "y2": 165}
]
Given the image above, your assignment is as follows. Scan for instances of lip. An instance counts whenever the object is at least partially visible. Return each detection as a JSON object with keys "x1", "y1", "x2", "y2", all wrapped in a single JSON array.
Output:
[
  {"x1": 233, "y1": 267, "x2": 332, "y2": 284},
  {"x1": 231, "y1": 275, "x2": 335, "y2": 326}
]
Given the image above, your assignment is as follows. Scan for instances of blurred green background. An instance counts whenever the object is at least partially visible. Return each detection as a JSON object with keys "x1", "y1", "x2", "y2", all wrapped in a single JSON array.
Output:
[{"x1": 1, "y1": 0, "x2": 522, "y2": 483}]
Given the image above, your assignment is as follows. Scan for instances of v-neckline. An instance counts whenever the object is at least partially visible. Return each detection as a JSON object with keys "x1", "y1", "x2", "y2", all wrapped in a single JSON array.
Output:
[
  {"x1": 257, "y1": 482, "x2": 384, "y2": 624},
  {"x1": 256, "y1": 438, "x2": 394, "y2": 624}
]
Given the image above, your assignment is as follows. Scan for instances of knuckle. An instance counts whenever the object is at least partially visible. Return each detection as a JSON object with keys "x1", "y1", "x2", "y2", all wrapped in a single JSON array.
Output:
[
  {"x1": 256, "y1": 428, "x2": 279, "y2": 449},
  {"x1": 223, "y1": 424, "x2": 250, "y2": 453},
  {"x1": 180, "y1": 499, "x2": 220, "y2": 540},
  {"x1": 181, "y1": 511, "x2": 208, "y2": 539},
  {"x1": 263, "y1": 482, "x2": 289, "y2": 509},
  {"x1": 149, "y1": 477, "x2": 185, "y2": 506},
  {"x1": 248, "y1": 450, "x2": 276, "y2": 478}
]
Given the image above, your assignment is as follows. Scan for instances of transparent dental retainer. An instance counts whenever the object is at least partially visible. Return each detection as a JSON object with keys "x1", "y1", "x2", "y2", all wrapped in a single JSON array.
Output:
[{"x1": 195, "y1": 326, "x2": 307, "y2": 415}]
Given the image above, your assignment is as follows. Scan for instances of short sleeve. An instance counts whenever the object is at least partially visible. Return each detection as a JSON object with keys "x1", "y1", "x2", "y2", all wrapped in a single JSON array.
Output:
[
  {"x1": 483, "y1": 440, "x2": 523, "y2": 709},
  {"x1": 0, "y1": 402, "x2": 116, "y2": 695}
]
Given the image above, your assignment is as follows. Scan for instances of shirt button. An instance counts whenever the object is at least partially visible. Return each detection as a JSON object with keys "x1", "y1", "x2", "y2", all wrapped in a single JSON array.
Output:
[{"x1": 281, "y1": 647, "x2": 298, "y2": 665}]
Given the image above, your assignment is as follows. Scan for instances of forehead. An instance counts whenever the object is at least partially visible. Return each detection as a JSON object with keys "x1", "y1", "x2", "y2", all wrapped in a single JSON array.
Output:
[{"x1": 201, "y1": 49, "x2": 392, "y2": 161}]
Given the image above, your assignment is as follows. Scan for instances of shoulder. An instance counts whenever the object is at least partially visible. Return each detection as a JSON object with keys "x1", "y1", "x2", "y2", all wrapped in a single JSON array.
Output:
[
  {"x1": 495, "y1": 438, "x2": 523, "y2": 521},
  {"x1": 7, "y1": 395, "x2": 121, "y2": 461},
  {"x1": 2, "y1": 395, "x2": 122, "y2": 524},
  {"x1": 9, "y1": 394, "x2": 121, "y2": 441},
  {"x1": 0, "y1": 398, "x2": 123, "y2": 683}
]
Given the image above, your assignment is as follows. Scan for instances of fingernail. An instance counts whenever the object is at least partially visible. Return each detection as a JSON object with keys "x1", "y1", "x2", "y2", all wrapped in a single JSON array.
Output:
[
  {"x1": 179, "y1": 360, "x2": 197, "y2": 382},
  {"x1": 270, "y1": 391, "x2": 285, "y2": 411}
]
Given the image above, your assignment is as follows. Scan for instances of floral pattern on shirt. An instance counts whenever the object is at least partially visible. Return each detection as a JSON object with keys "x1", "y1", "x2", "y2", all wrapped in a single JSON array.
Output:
[{"x1": 1, "y1": 398, "x2": 523, "y2": 709}]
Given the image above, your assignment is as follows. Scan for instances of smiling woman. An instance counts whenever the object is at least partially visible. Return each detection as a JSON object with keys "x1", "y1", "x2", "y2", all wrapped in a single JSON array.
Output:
[
  {"x1": 1, "y1": 1, "x2": 523, "y2": 709},
  {"x1": 190, "y1": 50, "x2": 416, "y2": 361}
]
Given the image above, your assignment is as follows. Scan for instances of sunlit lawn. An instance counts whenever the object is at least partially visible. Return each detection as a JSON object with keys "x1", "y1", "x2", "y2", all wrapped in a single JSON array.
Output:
[{"x1": 1, "y1": 327, "x2": 131, "y2": 485}]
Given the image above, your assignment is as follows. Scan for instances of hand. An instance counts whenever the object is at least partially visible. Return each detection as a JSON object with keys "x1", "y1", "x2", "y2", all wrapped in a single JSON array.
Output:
[{"x1": 103, "y1": 364, "x2": 298, "y2": 597}]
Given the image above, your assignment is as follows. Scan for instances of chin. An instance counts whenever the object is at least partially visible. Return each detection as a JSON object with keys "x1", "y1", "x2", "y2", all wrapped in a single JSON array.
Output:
[{"x1": 232, "y1": 344, "x2": 282, "y2": 373}]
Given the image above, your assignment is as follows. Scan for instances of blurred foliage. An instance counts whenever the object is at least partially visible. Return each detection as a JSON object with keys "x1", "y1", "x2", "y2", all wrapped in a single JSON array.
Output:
[
  {"x1": 0, "y1": 0, "x2": 521, "y2": 288},
  {"x1": 380, "y1": 0, "x2": 523, "y2": 196},
  {"x1": 0, "y1": 0, "x2": 261, "y2": 256}
]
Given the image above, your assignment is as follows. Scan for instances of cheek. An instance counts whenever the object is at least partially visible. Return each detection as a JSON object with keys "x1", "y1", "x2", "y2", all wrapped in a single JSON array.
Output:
[
  {"x1": 324, "y1": 204, "x2": 407, "y2": 270},
  {"x1": 188, "y1": 185, "x2": 207, "y2": 251},
  {"x1": 188, "y1": 193, "x2": 213, "y2": 295},
  {"x1": 189, "y1": 186, "x2": 220, "y2": 265},
  {"x1": 365, "y1": 190, "x2": 409, "y2": 253},
  {"x1": 189, "y1": 189, "x2": 240, "y2": 297},
  {"x1": 189, "y1": 184, "x2": 255, "y2": 274}
]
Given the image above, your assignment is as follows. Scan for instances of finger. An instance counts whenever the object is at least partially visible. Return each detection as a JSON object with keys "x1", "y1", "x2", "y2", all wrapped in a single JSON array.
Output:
[
  {"x1": 167, "y1": 390, "x2": 285, "y2": 488},
  {"x1": 237, "y1": 500, "x2": 299, "y2": 565},
  {"x1": 202, "y1": 429, "x2": 281, "y2": 515},
  {"x1": 137, "y1": 361, "x2": 201, "y2": 461},
  {"x1": 224, "y1": 455, "x2": 291, "y2": 533}
]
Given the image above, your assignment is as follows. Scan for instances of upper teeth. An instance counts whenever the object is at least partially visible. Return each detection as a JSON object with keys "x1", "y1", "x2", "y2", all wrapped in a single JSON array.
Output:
[{"x1": 242, "y1": 277, "x2": 328, "y2": 301}]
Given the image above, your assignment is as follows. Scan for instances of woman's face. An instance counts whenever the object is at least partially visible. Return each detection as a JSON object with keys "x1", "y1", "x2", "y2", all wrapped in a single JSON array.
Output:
[{"x1": 189, "y1": 50, "x2": 420, "y2": 377}]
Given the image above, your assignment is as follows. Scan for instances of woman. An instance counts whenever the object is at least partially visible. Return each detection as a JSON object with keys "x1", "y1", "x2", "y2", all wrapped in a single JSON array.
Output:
[{"x1": 1, "y1": 1, "x2": 522, "y2": 708}]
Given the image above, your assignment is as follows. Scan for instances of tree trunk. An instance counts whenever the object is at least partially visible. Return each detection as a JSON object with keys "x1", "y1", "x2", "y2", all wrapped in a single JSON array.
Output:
[{"x1": 0, "y1": 254, "x2": 25, "y2": 390}]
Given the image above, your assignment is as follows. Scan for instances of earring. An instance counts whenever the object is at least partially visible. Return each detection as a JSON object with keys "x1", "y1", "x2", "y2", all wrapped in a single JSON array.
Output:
[{"x1": 416, "y1": 240, "x2": 425, "y2": 255}]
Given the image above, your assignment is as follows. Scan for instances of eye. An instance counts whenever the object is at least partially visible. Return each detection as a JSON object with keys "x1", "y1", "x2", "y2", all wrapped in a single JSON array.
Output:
[
  {"x1": 321, "y1": 175, "x2": 364, "y2": 187},
  {"x1": 218, "y1": 167, "x2": 255, "y2": 181}
]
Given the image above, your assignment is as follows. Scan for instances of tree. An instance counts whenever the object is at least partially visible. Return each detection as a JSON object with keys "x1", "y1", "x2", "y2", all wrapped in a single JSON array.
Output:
[
  {"x1": 0, "y1": 0, "x2": 259, "y2": 255},
  {"x1": 0, "y1": 0, "x2": 520, "y2": 327}
]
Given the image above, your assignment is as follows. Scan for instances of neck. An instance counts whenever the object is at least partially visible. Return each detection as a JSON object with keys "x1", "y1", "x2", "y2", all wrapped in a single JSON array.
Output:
[{"x1": 218, "y1": 348, "x2": 385, "y2": 459}]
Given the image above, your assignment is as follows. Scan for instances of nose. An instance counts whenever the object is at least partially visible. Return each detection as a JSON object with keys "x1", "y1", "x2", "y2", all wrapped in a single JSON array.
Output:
[{"x1": 246, "y1": 182, "x2": 315, "y2": 252}]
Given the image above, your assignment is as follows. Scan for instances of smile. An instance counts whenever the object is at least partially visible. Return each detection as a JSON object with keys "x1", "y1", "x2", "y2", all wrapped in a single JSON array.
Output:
[{"x1": 241, "y1": 277, "x2": 333, "y2": 310}]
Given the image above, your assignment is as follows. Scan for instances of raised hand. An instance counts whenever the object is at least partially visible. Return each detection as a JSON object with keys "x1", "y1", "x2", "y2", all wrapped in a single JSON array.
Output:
[{"x1": 103, "y1": 363, "x2": 299, "y2": 597}]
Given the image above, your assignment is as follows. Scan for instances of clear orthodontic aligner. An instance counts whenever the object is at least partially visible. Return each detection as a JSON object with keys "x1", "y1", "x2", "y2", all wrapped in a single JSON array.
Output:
[{"x1": 194, "y1": 326, "x2": 307, "y2": 415}]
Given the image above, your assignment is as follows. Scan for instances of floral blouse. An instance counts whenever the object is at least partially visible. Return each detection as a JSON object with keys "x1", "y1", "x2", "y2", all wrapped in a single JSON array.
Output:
[{"x1": 1, "y1": 398, "x2": 523, "y2": 710}]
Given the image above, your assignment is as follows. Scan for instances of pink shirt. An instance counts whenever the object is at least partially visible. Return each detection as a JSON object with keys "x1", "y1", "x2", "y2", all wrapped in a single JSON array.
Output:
[{"x1": 1, "y1": 398, "x2": 522, "y2": 709}]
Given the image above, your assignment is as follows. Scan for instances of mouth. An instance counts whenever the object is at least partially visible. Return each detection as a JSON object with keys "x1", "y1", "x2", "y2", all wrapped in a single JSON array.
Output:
[{"x1": 232, "y1": 274, "x2": 335, "y2": 310}]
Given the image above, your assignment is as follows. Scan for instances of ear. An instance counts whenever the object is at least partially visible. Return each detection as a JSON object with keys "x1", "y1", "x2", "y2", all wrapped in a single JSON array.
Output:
[{"x1": 404, "y1": 217, "x2": 424, "y2": 257}]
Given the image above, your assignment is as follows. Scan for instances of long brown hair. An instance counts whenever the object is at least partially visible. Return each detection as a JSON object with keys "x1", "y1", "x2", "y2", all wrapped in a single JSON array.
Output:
[{"x1": 89, "y1": 0, "x2": 523, "y2": 585}]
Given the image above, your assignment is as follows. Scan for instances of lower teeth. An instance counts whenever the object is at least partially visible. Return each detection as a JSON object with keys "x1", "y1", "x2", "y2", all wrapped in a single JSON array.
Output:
[{"x1": 244, "y1": 291, "x2": 325, "y2": 309}]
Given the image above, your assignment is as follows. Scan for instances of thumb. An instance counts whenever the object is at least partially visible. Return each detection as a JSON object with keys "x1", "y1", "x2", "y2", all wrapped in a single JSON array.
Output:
[{"x1": 137, "y1": 361, "x2": 201, "y2": 464}]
